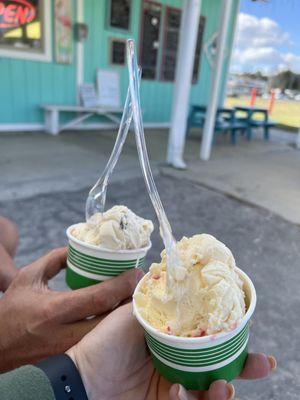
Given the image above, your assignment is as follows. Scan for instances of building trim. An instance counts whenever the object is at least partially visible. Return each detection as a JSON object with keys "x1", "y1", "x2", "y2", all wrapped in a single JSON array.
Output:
[
  {"x1": 220, "y1": 0, "x2": 240, "y2": 105},
  {"x1": 200, "y1": 0, "x2": 233, "y2": 161},
  {"x1": 0, "y1": 124, "x2": 45, "y2": 132},
  {"x1": 76, "y1": 0, "x2": 84, "y2": 103},
  {"x1": 167, "y1": 0, "x2": 202, "y2": 169},
  {"x1": 0, "y1": 0, "x2": 52, "y2": 62},
  {"x1": 0, "y1": 122, "x2": 170, "y2": 133}
]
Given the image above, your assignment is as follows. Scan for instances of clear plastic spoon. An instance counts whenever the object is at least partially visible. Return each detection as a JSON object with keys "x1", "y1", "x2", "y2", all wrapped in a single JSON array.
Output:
[
  {"x1": 85, "y1": 76, "x2": 141, "y2": 221},
  {"x1": 127, "y1": 39, "x2": 184, "y2": 288}
]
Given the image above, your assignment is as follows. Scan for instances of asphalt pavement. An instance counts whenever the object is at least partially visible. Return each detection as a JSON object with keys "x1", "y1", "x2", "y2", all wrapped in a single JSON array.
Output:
[{"x1": 0, "y1": 174, "x2": 299, "y2": 399}]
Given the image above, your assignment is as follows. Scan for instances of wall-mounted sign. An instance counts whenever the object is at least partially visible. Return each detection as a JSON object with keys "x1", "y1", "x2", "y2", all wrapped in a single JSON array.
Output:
[
  {"x1": 0, "y1": 0, "x2": 46, "y2": 55},
  {"x1": 79, "y1": 84, "x2": 100, "y2": 108},
  {"x1": 74, "y1": 22, "x2": 88, "y2": 42},
  {"x1": 0, "y1": 0, "x2": 36, "y2": 29},
  {"x1": 54, "y1": 0, "x2": 73, "y2": 64},
  {"x1": 97, "y1": 69, "x2": 120, "y2": 108}
]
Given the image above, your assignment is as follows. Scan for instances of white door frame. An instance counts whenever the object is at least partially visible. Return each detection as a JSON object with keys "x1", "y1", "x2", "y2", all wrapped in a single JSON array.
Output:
[{"x1": 76, "y1": 0, "x2": 84, "y2": 104}]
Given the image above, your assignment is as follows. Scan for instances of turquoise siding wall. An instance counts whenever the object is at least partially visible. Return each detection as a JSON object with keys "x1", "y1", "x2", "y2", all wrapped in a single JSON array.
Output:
[
  {"x1": 84, "y1": 0, "x2": 238, "y2": 123},
  {"x1": 0, "y1": 0, "x2": 238, "y2": 127}
]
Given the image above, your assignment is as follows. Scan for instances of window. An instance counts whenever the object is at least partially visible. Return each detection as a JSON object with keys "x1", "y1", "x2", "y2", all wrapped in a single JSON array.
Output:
[
  {"x1": 161, "y1": 7, "x2": 180, "y2": 81},
  {"x1": 139, "y1": 1, "x2": 205, "y2": 83},
  {"x1": 139, "y1": 2, "x2": 162, "y2": 80},
  {"x1": 0, "y1": 0, "x2": 51, "y2": 61},
  {"x1": 109, "y1": 0, "x2": 131, "y2": 30},
  {"x1": 110, "y1": 39, "x2": 126, "y2": 65}
]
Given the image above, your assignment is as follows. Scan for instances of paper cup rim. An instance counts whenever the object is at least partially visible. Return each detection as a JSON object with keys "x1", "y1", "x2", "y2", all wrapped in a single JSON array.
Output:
[
  {"x1": 133, "y1": 267, "x2": 256, "y2": 344},
  {"x1": 66, "y1": 224, "x2": 152, "y2": 254}
]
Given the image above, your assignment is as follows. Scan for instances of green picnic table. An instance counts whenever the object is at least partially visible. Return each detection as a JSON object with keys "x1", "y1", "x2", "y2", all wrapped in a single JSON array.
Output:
[
  {"x1": 186, "y1": 105, "x2": 248, "y2": 144},
  {"x1": 234, "y1": 106, "x2": 276, "y2": 141}
]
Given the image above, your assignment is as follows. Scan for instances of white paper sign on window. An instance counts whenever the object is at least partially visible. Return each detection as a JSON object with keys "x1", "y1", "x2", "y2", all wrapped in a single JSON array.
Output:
[{"x1": 96, "y1": 70, "x2": 121, "y2": 108}]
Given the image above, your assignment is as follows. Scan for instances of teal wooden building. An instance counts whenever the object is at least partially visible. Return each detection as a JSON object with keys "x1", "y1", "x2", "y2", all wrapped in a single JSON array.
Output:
[{"x1": 0, "y1": 0, "x2": 238, "y2": 131}]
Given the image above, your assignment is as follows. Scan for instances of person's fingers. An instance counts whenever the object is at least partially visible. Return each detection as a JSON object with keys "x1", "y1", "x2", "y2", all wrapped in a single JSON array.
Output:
[
  {"x1": 56, "y1": 316, "x2": 103, "y2": 350},
  {"x1": 41, "y1": 248, "x2": 68, "y2": 280},
  {"x1": 51, "y1": 268, "x2": 144, "y2": 323},
  {"x1": 238, "y1": 353, "x2": 277, "y2": 380},
  {"x1": 168, "y1": 353, "x2": 276, "y2": 400},
  {"x1": 0, "y1": 243, "x2": 18, "y2": 292},
  {"x1": 169, "y1": 384, "x2": 198, "y2": 400},
  {"x1": 0, "y1": 216, "x2": 19, "y2": 257},
  {"x1": 26, "y1": 248, "x2": 68, "y2": 282},
  {"x1": 205, "y1": 381, "x2": 235, "y2": 400},
  {"x1": 169, "y1": 381, "x2": 234, "y2": 400}
]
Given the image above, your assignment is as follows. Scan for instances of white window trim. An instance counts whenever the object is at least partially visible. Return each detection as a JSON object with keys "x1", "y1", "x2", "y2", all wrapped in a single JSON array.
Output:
[{"x1": 0, "y1": 0, "x2": 52, "y2": 62}]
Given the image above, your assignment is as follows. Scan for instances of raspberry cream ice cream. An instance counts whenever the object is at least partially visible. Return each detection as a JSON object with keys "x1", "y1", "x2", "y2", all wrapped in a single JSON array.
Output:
[
  {"x1": 134, "y1": 234, "x2": 245, "y2": 337},
  {"x1": 70, "y1": 205, "x2": 153, "y2": 250}
]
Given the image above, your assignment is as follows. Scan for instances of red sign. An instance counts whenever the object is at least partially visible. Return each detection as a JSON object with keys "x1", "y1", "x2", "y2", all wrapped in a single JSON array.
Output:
[{"x1": 0, "y1": 0, "x2": 36, "y2": 29}]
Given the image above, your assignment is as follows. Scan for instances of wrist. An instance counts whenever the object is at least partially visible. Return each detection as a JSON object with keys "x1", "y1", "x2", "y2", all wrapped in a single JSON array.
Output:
[
  {"x1": 36, "y1": 354, "x2": 88, "y2": 400},
  {"x1": 145, "y1": 372, "x2": 173, "y2": 400},
  {"x1": 65, "y1": 348, "x2": 78, "y2": 369},
  {"x1": 66, "y1": 348, "x2": 115, "y2": 400},
  {"x1": 66, "y1": 348, "x2": 92, "y2": 400}
]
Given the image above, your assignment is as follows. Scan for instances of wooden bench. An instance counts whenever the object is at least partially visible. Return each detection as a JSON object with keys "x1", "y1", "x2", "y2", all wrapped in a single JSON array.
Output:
[{"x1": 41, "y1": 105, "x2": 123, "y2": 135}]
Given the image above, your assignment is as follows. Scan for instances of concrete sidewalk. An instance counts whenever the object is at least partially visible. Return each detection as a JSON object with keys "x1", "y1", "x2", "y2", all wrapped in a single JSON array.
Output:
[
  {"x1": 1, "y1": 128, "x2": 299, "y2": 225},
  {"x1": 164, "y1": 137, "x2": 300, "y2": 225}
]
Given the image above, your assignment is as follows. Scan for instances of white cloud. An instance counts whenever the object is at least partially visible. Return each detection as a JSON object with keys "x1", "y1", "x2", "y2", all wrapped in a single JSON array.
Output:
[
  {"x1": 280, "y1": 53, "x2": 300, "y2": 73},
  {"x1": 231, "y1": 13, "x2": 300, "y2": 74},
  {"x1": 236, "y1": 13, "x2": 290, "y2": 48}
]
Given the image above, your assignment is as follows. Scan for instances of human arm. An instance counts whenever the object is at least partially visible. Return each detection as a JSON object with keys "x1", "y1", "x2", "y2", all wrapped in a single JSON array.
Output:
[
  {"x1": 0, "y1": 366, "x2": 55, "y2": 400},
  {"x1": 0, "y1": 248, "x2": 143, "y2": 372},
  {"x1": 0, "y1": 303, "x2": 275, "y2": 400},
  {"x1": 67, "y1": 303, "x2": 276, "y2": 400}
]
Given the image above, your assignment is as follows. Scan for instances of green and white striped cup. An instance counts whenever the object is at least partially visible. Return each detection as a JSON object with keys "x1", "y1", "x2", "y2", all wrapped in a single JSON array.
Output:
[
  {"x1": 66, "y1": 224, "x2": 151, "y2": 289},
  {"x1": 133, "y1": 268, "x2": 256, "y2": 390}
]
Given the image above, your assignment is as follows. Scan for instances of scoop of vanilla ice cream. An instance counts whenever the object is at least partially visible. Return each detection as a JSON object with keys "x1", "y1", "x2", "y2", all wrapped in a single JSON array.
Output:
[
  {"x1": 134, "y1": 234, "x2": 245, "y2": 337},
  {"x1": 71, "y1": 205, "x2": 153, "y2": 250}
]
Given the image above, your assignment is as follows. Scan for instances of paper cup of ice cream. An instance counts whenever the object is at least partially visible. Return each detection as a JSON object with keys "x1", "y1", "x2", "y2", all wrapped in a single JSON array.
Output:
[
  {"x1": 133, "y1": 268, "x2": 256, "y2": 391},
  {"x1": 65, "y1": 206, "x2": 153, "y2": 289}
]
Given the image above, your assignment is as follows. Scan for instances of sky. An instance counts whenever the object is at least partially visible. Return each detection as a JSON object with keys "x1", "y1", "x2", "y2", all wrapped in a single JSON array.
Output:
[{"x1": 230, "y1": 0, "x2": 300, "y2": 75}]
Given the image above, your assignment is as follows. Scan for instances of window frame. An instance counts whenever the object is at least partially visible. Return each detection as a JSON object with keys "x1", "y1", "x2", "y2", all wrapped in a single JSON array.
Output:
[
  {"x1": 160, "y1": 5, "x2": 181, "y2": 82},
  {"x1": 107, "y1": 0, "x2": 132, "y2": 32},
  {"x1": 109, "y1": 37, "x2": 126, "y2": 66},
  {"x1": 139, "y1": 0, "x2": 163, "y2": 81},
  {"x1": 0, "y1": 0, "x2": 52, "y2": 62},
  {"x1": 139, "y1": 1, "x2": 205, "y2": 84}
]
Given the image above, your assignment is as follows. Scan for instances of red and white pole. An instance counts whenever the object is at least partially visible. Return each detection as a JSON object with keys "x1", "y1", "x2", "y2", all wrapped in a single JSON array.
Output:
[
  {"x1": 249, "y1": 88, "x2": 257, "y2": 107},
  {"x1": 268, "y1": 89, "x2": 275, "y2": 115}
]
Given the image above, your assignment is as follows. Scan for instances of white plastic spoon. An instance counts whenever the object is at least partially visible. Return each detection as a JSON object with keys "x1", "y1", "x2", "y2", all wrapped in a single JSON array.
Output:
[
  {"x1": 85, "y1": 75, "x2": 141, "y2": 221},
  {"x1": 127, "y1": 39, "x2": 185, "y2": 288}
]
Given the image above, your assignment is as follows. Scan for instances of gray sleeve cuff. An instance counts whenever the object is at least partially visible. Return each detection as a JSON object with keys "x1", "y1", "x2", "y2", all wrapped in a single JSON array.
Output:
[{"x1": 0, "y1": 365, "x2": 55, "y2": 400}]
